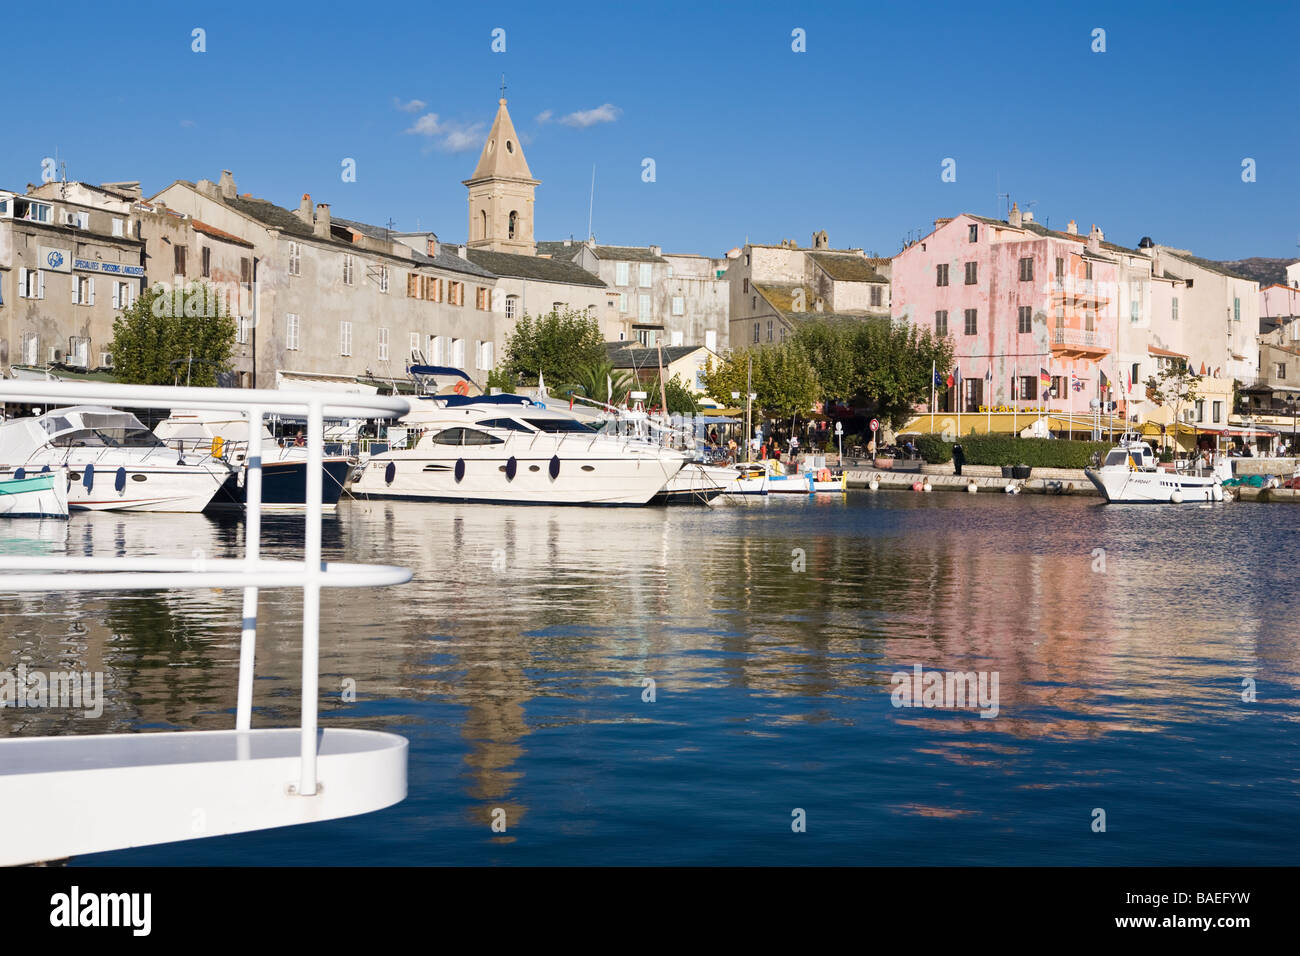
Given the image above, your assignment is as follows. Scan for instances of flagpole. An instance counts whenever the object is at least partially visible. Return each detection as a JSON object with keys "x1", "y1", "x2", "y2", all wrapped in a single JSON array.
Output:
[
  {"x1": 1013, "y1": 360, "x2": 1018, "y2": 437},
  {"x1": 986, "y1": 365, "x2": 991, "y2": 435},
  {"x1": 956, "y1": 365, "x2": 961, "y2": 438},
  {"x1": 930, "y1": 359, "x2": 935, "y2": 434}
]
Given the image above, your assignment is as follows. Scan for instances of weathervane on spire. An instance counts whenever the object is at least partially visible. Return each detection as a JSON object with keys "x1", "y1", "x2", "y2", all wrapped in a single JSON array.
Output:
[{"x1": 500, "y1": 74, "x2": 506, "y2": 100}]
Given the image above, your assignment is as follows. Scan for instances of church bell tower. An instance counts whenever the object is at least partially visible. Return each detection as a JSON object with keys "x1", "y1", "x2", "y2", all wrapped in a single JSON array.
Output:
[{"x1": 464, "y1": 93, "x2": 539, "y2": 255}]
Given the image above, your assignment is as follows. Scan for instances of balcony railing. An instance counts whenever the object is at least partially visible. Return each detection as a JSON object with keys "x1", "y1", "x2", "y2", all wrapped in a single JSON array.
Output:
[{"x1": 1051, "y1": 328, "x2": 1107, "y2": 349}]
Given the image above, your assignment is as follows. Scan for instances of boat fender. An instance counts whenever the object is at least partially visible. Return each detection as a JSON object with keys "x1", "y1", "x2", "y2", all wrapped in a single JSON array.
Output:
[
  {"x1": 454, "y1": 458, "x2": 465, "y2": 483},
  {"x1": 923, "y1": 481, "x2": 932, "y2": 492},
  {"x1": 83, "y1": 463, "x2": 94, "y2": 491},
  {"x1": 967, "y1": 480, "x2": 978, "y2": 493},
  {"x1": 549, "y1": 456, "x2": 561, "y2": 480},
  {"x1": 13, "y1": 467, "x2": 24, "y2": 480},
  {"x1": 384, "y1": 462, "x2": 396, "y2": 485},
  {"x1": 869, "y1": 473, "x2": 880, "y2": 491},
  {"x1": 911, "y1": 481, "x2": 923, "y2": 492},
  {"x1": 1170, "y1": 489, "x2": 1184, "y2": 504},
  {"x1": 115, "y1": 467, "x2": 127, "y2": 493},
  {"x1": 40, "y1": 465, "x2": 50, "y2": 473},
  {"x1": 506, "y1": 456, "x2": 518, "y2": 481}
]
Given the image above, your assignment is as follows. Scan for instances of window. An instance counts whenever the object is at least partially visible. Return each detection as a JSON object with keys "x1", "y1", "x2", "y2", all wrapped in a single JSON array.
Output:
[
  {"x1": 508, "y1": 210, "x2": 517, "y2": 239},
  {"x1": 506, "y1": 295, "x2": 518, "y2": 320},
  {"x1": 1276, "y1": 362, "x2": 1287, "y2": 380},
  {"x1": 1195, "y1": 399, "x2": 1205, "y2": 422},
  {"x1": 753, "y1": 322, "x2": 760, "y2": 343},
  {"x1": 964, "y1": 262, "x2": 977, "y2": 285},
  {"x1": 72, "y1": 276, "x2": 94, "y2": 306},
  {"x1": 1019, "y1": 376, "x2": 1037, "y2": 400},
  {"x1": 672, "y1": 295, "x2": 685, "y2": 316},
  {"x1": 1051, "y1": 375, "x2": 1064, "y2": 398},
  {"x1": 111, "y1": 281, "x2": 134, "y2": 310},
  {"x1": 112, "y1": 218, "x2": 124, "y2": 237},
  {"x1": 638, "y1": 263, "x2": 652, "y2": 288},
  {"x1": 379, "y1": 266, "x2": 390, "y2": 294},
  {"x1": 342, "y1": 254, "x2": 355, "y2": 285},
  {"x1": 21, "y1": 201, "x2": 52, "y2": 223},
  {"x1": 479, "y1": 340, "x2": 494, "y2": 370},
  {"x1": 618, "y1": 293, "x2": 628, "y2": 313},
  {"x1": 241, "y1": 257, "x2": 252, "y2": 285},
  {"x1": 1086, "y1": 309, "x2": 1095, "y2": 331},
  {"x1": 378, "y1": 327, "x2": 389, "y2": 361},
  {"x1": 639, "y1": 294, "x2": 651, "y2": 322},
  {"x1": 1172, "y1": 297, "x2": 1179, "y2": 321},
  {"x1": 451, "y1": 338, "x2": 465, "y2": 368},
  {"x1": 407, "y1": 273, "x2": 419, "y2": 297},
  {"x1": 425, "y1": 277, "x2": 442, "y2": 302},
  {"x1": 1019, "y1": 257, "x2": 1033, "y2": 281},
  {"x1": 174, "y1": 245, "x2": 187, "y2": 277},
  {"x1": 69, "y1": 337, "x2": 90, "y2": 367},
  {"x1": 1234, "y1": 296, "x2": 1241, "y2": 322},
  {"x1": 870, "y1": 286, "x2": 882, "y2": 307},
  {"x1": 18, "y1": 268, "x2": 45, "y2": 299},
  {"x1": 615, "y1": 262, "x2": 629, "y2": 286},
  {"x1": 430, "y1": 335, "x2": 445, "y2": 365},
  {"x1": 1131, "y1": 363, "x2": 1139, "y2": 386},
  {"x1": 743, "y1": 278, "x2": 750, "y2": 294},
  {"x1": 449, "y1": 281, "x2": 463, "y2": 306},
  {"x1": 964, "y1": 308, "x2": 977, "y2": 335},
  {"x1": 1130, "y1": 282, "x2": 1140, "y2": 322},
  {"x1": 1212, "y1": 401, "x2": 1222, "y2": 423},
  {"x1": 339, "y1": 321, "x2": 352, "y2": 356},
  {"x1": 1055, "y1": 257, "x2": 1064, "y2": 278},
  {"x1": 1018, "y1": 306, "x2": 1032, "y2": 333},
  {"x1": 935, "y1": 310, "x2": 948, "y2": 336},
  {"x1": 429, "y1": 427, "x2": 503, "y2": 446},
  {"x1": 1085, "y1": 261, "x2": 1093, "y2": 281},
  {"x1": 936, "y1": 263, "x2": 949, "y2": 287},
  {"x1": 286, "y1": 313, "x2": 300, "y2": 350},
  {"x1": 1054, "y1": 305, "x2": 1064, "y2": 328},
  {"x1": 766, "y1": 320, "x2": 773, "y2": 342},
  {"x1": 968, "y1": 224, "x2": 978, "y2": 243},
  {"x1": 409, "y1": 332, "x2": 420, "y2": 358},
  {"x1": 476, "y1": 287, "x2": 489, "y2": 310},
  {"x1": 289, "y1": 241, "x2": 301, "y2": 276}
]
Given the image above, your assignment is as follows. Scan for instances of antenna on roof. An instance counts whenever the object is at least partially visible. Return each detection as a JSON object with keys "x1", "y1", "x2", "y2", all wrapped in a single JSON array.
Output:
[
  {"x1": 997, "y1": 192, "x2": 1010, "y2": 220},
  {"x1": 500, "y1": 74, "x2": 507, "y2": 100},
  {"x1": 587, "y1": 165, "x2": 596, "y2": 241},
  {"x1": 384, "y1": 217, "x2": 396, "y2": 241}
]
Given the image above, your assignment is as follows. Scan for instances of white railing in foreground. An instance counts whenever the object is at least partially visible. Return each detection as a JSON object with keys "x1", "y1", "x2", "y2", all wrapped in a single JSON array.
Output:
[{"x1": 0, "y1": 380, "x2": 411, "y2": 803}]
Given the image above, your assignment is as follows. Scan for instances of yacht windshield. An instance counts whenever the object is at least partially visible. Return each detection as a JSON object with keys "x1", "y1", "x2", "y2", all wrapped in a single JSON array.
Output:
[
  {"x1": 522, "y1": 418, "x2": 598, "y2": 433},
  {"x1": 52, "y1": 426, "x2": 163, "y2": 448},
  {"x1": 475, "y1": 417, "x2": 534, "y2": 432}
]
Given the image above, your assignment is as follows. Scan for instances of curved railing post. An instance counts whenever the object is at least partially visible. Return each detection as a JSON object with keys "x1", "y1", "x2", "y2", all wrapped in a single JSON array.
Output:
[
  {"x1": 299, "y1": 399, "x2": 324, "y2": 796},
  {"x1": 236, "y1": 405, "x2": 263, "y2": 733}
]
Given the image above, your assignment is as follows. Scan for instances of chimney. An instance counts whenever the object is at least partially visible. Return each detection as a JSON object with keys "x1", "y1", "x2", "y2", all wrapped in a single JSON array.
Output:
[
  {"x1": 1088, "y1": 223, "x2": 1101, "y2": 253},
  {"x1": 195, "y1": 178, "x2": 218, "y2": 199},
  {"x1": 812, "y1": 230, "x2": 829, "y2": 249},
  {"x1": 650, "y1": 245, "x2": 661, "y2": 257},
  {"x1": 933, "y1": 218, "x2": 953, "y2": 232},
  {"x1": 296, "y1": 193, "x2": 312, "y2": 225},
  {"x1": 1023, "y1": 210, "x2": 1034, "y2": 223},
  {"x1": 1008, "y1": 202, "x2": 1022, "y2": 227},
  {"x1": 314, "y1": 202, "x2": 331, "y2": 239},
  {"x1": 218, "y1": 169, "x2": 237, "y2": 199},
  {"x1": 458, "y1": 244, "x2": 467, "y2": 259},
  {"x1": 1066, "y1": 219, "x2": 1078, "y2": 235}
]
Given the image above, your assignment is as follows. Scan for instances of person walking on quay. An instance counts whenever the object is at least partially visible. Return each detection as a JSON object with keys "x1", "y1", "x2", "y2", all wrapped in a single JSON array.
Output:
[{"x1": 952, "y1": 442, "x2": 965, "y2": 476}]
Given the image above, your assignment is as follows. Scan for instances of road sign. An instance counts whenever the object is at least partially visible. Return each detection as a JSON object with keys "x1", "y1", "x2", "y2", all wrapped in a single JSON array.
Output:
[
  {"x1": 834, "y1": 421, "x2": 843, "y2": 434},
  {"x1": 869, "y1": 419, "x2": 879, "y2": 432}
]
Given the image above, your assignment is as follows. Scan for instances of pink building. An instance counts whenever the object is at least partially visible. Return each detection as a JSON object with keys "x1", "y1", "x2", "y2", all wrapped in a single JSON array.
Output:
[{"x1": 891, "y1": 209, "x2": 1121, "y2": 420}]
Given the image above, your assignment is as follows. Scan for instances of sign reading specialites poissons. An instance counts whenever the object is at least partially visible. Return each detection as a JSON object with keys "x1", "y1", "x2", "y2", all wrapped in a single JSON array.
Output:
[{"x1": 73, "y1": 257, "x2": 144, "y2": 276}]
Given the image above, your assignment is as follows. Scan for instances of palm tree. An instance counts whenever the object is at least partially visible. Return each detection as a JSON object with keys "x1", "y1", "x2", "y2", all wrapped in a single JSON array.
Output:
[{"x1": 573, "y1": 360, "x2": 635, "y2": 406}]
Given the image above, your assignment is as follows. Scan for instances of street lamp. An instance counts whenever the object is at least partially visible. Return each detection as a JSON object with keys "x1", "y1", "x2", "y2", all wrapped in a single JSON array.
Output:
[{"x1": 1287, "y1": 395, "x2": 1297, "y2": 458}]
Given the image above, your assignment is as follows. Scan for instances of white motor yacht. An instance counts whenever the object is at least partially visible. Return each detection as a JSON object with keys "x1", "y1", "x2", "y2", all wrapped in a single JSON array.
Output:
[
  {"x1": 352, "y1": 393, "x2": 689, "y2": 505},
  {"x1": 0, "y1": 406, "x2": 229, "y2": 512},
  {"x1": 1084, "y1": 434, "x2": 1226, "y2": 503}
]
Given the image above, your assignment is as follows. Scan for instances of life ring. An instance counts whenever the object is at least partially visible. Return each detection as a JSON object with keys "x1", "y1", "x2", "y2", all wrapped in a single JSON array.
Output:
[{"x1": 816, "y1": 468, "x2": 831, "y2": 482}]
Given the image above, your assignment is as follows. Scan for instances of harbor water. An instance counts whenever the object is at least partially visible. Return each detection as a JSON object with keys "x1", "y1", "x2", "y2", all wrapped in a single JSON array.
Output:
[{"x1": 2, "y1": 491, "x2": 1297, "y2": 865}]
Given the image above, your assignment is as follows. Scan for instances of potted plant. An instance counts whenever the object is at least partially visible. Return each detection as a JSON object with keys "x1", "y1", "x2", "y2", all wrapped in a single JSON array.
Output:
[{"x1": 1012, "y1": 463, "x2": 1031, "y2": 479}]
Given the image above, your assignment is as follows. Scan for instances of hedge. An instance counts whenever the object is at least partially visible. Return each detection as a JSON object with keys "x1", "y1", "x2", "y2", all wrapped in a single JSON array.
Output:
[{"x1": 911, "y1": 433, "x2": 1112, "y2": 469}]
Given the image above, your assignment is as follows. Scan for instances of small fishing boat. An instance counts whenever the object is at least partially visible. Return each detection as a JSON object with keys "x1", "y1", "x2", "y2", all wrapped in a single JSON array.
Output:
[
  {"x1": 1084, "y1": 435, "x2": 1225, "y2": 503},
  {"x1": 651, "y1": 463, "x2": 736, "y2": 504},
  {"x1": 765, "y1": 459, "x2": 847, "y2": 494},
  {"x1": 0, "y1": 471, "x2": 69, "y2": 519}
]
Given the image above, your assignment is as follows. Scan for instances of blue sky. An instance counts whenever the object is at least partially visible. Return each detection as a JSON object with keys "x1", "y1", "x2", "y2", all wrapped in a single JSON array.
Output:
[{"x1": 4, "y1": 0, "x2": 1297, "y2": 261}]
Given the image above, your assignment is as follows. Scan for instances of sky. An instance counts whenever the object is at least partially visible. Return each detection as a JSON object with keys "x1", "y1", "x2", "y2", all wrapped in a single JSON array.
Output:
[{"x1": 3, "y1": 0, "x2": 1297, "y2": 262}]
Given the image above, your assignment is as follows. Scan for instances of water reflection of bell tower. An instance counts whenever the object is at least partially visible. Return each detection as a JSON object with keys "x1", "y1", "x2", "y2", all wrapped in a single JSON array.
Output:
[{"x1": 464, "y1": 95, "x2": 539, "y2": 256}]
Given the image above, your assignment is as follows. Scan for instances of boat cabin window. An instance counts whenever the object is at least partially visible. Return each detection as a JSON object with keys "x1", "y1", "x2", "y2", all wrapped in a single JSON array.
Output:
[
  {"x1": 474, "y1": 417, "x2": 534, "y2": 432},
  {"x1": 1104, "y1": 451, "x2": 1129, "y2": 466},
  {"x1": 427, "y1": 427, "x2": 503, "y2": 446},
  {"x1": 50, "y1": 426, "x2": 163, "y2": 448},
  {"x1": 522, "y1": 418, "x2": 598, "y2": 433}
]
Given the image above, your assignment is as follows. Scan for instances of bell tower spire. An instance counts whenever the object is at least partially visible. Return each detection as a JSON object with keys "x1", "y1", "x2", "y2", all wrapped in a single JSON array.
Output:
[{"x1": 464, "y1": 91, "x2": 539, "y2": 255}]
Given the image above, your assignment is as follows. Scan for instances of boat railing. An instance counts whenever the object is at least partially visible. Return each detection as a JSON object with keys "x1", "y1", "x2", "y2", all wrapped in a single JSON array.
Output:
[{"x1": 0, "y1": 380, "x2": 412, "y2": 865}]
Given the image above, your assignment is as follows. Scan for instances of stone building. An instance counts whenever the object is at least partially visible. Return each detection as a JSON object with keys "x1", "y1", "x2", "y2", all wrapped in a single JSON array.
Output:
[
  {"x1": 724, "y1": 234, "x2": 890, "y2": 350},
  {"x1": 536, "y1": 240, "x2": 730, "y2": 350},
  {"x1": 150, "y1": 171, "x2": 500, "y2": 389},
  {"x1": 0, "y1": 182, "x2": 144, "y2": 375}
]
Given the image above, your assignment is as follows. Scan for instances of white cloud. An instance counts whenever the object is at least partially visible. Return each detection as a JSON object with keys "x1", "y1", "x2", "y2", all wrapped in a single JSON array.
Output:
[
  {"x1": 404, "y1": 113, "x2": 485, "y2": 152},
  {"x1": 179, "y1": 119, "x2": 196, "y2": 128},
  {"x1": 559, "y1": 103, "x2": 622, "y2": 128},
  {"x1": 535, "y1": 110, "x2": 553, "y2": 125},
  {"x1": 394, "y1": 97, "x2": 427, "y2": 113}
]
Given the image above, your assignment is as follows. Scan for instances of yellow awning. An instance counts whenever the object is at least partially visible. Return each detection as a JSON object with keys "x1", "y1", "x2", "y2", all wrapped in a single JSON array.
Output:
[{"x1": 900, "y1": 411, "x2": 1125, "y2": 437}]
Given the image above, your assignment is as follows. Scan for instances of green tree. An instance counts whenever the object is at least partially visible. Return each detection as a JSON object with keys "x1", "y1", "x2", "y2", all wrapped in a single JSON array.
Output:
[
  {"x1": 571, "y1": 359, "x2": 635, "y2": 405},
  {"x1": 109, "y1": 282, "x2": 236, "y2": 387},
  {"x1": 641, "y1": 373, "x2": 701, "y2": 415},
  {"x1": 1145, "y1": 360, "x2": 1200, "y2": 455},
  {"x1": 503, "y1": 308, "x2": 605, "y2": 385}
]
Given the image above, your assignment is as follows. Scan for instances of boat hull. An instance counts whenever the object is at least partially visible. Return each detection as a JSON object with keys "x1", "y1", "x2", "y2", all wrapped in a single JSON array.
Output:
[
  {"x1": 208, "y1": 458, "x2": 352, "y2": 510},
  {"x1": 1084, "y1": 467, "x2": 1223, "y2": 503},
  {"x1": 767, "y1": 472, "x2": 848, "y2": 494},
  {"x1": 0, "y1": 473, "x2": 68, "y2": 519}
]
